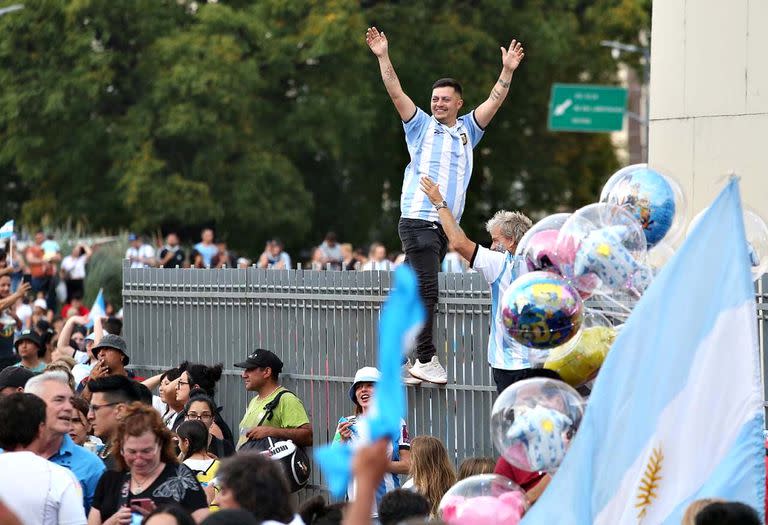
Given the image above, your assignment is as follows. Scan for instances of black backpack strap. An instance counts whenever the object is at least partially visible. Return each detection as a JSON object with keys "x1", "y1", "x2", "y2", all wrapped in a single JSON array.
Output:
[{"x1": 256, "y1": 389, "x2": 295, "y2": 427}]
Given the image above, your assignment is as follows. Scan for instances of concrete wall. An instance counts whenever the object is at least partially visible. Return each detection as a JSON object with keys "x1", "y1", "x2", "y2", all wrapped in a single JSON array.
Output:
[{"x1": 649, "y1": 0, "x2": 768, "y2": 222}]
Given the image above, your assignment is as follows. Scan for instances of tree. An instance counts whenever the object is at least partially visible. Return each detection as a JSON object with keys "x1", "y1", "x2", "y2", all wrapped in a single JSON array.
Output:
[{"x1": 0, "y1": 0, "x2": 650, "y2": 257}]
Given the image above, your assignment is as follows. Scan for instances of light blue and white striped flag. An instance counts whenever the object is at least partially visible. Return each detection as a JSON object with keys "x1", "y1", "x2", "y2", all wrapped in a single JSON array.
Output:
[
  {"x1": 85, "y1": 289, "x2": 106, "y2": 329},
  {"x1": 522, "y1": 178, "x2": 765, "y2": 524},
  {"x1": 0, "y1": 220, "x2": 13, "y2": 239}
]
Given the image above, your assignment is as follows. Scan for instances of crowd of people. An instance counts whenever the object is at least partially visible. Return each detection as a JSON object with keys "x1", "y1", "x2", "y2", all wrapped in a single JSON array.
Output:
[
  {"x1": 0, "y1": 25, "x2": 763, "y2": 525},
  {"x1": 0, "y1": 305, "x2": 760, "y2": 525}
]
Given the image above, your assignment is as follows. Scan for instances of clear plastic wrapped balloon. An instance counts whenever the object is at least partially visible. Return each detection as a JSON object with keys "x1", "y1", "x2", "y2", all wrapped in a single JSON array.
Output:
[
  {"x1": 491, "y1": 378, "x2": 585, "y2": 473},
  {"x1": 515, "y1": 213, "x2": 571, "y2": 273},
  {"x1": 498, "y1": 271, "x2": 584, "y2": 357},
  {"x1": 543, "y1": 311, "x2": 617, "y2": 387},
  {"x1": 687, "y1": 206, "x2": 768, "y2": 281},
  {"x1": 600, "y1": 164, "x2": 687, "y2": 248},
  {"x1": 438, "y1": 474, "x2": 528, "y2": 525},
  {"x1": 555, "y1": 203, "x2": 649, "y2": 295}
]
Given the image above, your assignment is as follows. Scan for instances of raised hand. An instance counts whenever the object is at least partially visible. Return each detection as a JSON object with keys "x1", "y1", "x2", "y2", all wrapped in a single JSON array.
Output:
[
  {"x1": 501, "y1": 39, "x2": 525, "y2": 71},
  {"x1": 366, "y1": 26, "x2": 388, "y2": 57}
]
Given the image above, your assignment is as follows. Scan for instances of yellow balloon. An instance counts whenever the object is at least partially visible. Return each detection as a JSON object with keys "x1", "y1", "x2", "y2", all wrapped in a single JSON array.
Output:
[{"x1": 544, "y1": 326, "x2": 616, "y2": 387}]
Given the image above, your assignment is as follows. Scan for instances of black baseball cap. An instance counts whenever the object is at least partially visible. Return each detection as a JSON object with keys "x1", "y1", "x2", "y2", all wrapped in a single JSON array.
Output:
[
  {"x1": 234, "y1": 349, "x2": 283, "y2": 373},
  {"x1": 0, "y1": 366, "x2": 35, "y2": 390},
  {"x1": 13, "y1": 329, "x2": 41, "y2": 350}
]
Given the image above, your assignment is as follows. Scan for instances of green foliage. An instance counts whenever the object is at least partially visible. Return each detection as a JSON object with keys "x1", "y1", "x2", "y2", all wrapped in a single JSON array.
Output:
[
  {"x1": 83, "y1": 240, "x2": 125, "y2": 310},
  {"x1": 0, "y1": 0, "x2": 650, "y2": 254}
]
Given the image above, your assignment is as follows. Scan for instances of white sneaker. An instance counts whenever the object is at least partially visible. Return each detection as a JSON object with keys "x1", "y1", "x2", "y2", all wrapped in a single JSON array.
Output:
[
  {"x1": 409, "y1": 356, "x2": 448, "y2": 385},
  {"x1": 402, "y1": 360, "x2": 422, "y2": 386}
]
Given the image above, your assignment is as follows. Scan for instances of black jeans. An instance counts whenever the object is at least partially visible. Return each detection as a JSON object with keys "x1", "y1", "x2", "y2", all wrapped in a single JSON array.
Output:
[
  {"x1": 398, "y1": 218, "x2": 448, "y2": 363},
  {"x1": 492, "y1": 367, "x2": 562, "y2": 395}
]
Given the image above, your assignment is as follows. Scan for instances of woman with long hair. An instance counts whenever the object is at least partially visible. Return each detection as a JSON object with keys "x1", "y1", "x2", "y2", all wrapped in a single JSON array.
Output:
[
  {"x1": 404, "y1": 435, "x2": 456, "y2": 517},
  {"x1": 87, "y1": 403, "x2": 209, "y2": 524},
  {"x1": 175, "y1": 362, "x2": 233, "y2": 446}
]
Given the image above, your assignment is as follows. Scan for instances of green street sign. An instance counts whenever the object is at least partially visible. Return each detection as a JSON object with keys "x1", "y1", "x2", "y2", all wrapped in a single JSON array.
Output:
[{"x1": 548, "y1": 83, "x2": 628, "y2": 132}]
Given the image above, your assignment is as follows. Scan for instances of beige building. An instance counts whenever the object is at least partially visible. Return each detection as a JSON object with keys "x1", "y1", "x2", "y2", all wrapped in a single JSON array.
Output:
[{"x1": 649, "y1": 0, "x2": 768, "y2": 222}]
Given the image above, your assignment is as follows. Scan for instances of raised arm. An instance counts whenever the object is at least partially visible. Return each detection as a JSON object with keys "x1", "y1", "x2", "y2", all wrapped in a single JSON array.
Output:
[
  {"x1": 366, "y1": 27, "x2": 417, "y2": 122},
  {"x1": 53, "y1": 314, "x2": 89, "y2": 360},
  {"x1": 419, "y1": 177, "x2": 477, "y2": 261},
  {"x1": 474, "y1": 39, "x2": 525, "y2": 129},
  {"x1": 0, "y1": 282, "x2": 29, "y2": 312}
]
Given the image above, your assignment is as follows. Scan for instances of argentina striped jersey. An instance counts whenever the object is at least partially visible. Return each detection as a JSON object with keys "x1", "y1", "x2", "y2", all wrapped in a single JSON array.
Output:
[
  {"x1": 470, "y1": 244, "x2": 531, "y2": 370},
  {"x1": 400, "y1": 108, "x2": 485, "y2": 223}
]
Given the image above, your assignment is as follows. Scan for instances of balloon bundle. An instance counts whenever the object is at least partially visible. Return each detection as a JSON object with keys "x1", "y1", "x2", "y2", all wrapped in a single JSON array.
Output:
[{"x1": 506, "y1": 164, "x2": 768, "y2": 387}]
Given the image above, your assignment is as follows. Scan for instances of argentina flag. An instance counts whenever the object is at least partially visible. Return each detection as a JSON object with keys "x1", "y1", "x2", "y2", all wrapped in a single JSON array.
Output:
[
  {"x1": 0, "y1": 219, "x2": 13, "y2": 239},
  {"x1": 522, "y1": 178, "x2": 765, "y2": 524},
  {"x1": 85, "y1": 288, "x2": 106, "y2": 329}
]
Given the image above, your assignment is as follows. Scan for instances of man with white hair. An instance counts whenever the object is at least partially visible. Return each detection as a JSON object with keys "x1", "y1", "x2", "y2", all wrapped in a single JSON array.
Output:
[
  {"x1": 421, "y1": 177, "x2": 547, "y2": 393},
  {"x1": 0, "y1": 393, "x2": 86, "y2": 525},
  {"x1": 25, "y1": 371, "x2": 105, "y2": 512}
]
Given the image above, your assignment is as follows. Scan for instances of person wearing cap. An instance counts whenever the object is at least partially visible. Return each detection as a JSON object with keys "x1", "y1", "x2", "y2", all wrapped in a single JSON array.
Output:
[
  {"x1": 234, "y1": 349, "x2": 313, "y2": 450},
  {"x1": 78, "y1": 333, "x2": 131, "y2": 400},
  {"x1": 125, "y1": 233, "x2": 156, "y2": 269},
  {"x1": 25, "y1": 371, "x2": 106, "y2": 512},
  {"x1": 0, "y1": 365, "x2": 35, "y2": 396},
  {"x1": 332, "y1": 366, "x2": 411, "y2": 517},
  {"x1": 13, "y1": 328, "x2": 46, "y2": 372}
]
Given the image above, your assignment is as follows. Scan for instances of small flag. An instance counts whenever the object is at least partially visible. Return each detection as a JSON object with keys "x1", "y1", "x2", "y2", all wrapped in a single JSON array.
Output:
[
  {"x1": 314, "y1": 265, "x2": 425, "y2": 498},
  {"x1": 85, "y1": 289, "x2": 106, "y2": 329},
  {"x1": 0, "y1": 220, "x2": 13, "y2": 239},
  {"x1": 521, "y1": 178, "x2": 765, "y2": 524}
]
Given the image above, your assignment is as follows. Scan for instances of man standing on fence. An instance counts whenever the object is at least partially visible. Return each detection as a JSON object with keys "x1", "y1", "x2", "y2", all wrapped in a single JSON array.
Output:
[
  {"x1": 420, "y1": 177, "x2": 558, "y2": 394},
  {"x1": 366, "y1": 27, "x2": 525, "y2": 385},
  {"x1": 234, "y1": 349, "x2": 313, "y2": 449}
]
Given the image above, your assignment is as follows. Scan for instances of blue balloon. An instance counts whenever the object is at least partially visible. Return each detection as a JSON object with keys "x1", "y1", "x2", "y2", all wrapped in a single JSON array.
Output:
[{"x1": 601, "y1": 166, "x2": 676, "y2": 248}]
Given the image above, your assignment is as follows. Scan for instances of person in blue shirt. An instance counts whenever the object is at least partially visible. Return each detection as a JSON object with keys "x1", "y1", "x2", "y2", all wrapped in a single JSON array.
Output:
[
  {"x1": 366, "y1": 26, "x2": 525, "y2": 385},
  {"x1": 25, "y1": 370, "x2": 106, "y2": 512},
  {"x1": 194, "y1": 228, "x2": 218, "y2": 268}
]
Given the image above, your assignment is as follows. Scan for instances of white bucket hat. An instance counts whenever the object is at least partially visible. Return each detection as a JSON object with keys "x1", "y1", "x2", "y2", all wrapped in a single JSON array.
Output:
[{"x1": 348, "y1": 366, "x2": 381, "y2": 404}]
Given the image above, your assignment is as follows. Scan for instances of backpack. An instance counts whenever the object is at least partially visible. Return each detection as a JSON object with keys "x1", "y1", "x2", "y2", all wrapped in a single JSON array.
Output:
[{"x1": 239, "y1": 390, "x2": 311, "y2": 492}]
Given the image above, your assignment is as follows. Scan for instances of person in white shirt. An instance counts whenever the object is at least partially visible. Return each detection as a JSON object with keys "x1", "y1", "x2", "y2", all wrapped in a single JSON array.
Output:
[
  {"x1": 361, "y1": 243, "x2": 391, "y2": 271},
  {"x1": 60, "y1": 244, "x2": 92, "y2": 302},
  {"x1": 0, "y1": 392, "x2": 87, "y2": 525},
  {"x1": 125, "y1": 233, "x2": 155, "y2": 269}
]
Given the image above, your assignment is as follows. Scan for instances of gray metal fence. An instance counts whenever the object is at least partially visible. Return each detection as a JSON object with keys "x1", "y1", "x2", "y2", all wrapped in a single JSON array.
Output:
[{"x1": 122, "y1": 263, "x2": 768, "y2": 496}]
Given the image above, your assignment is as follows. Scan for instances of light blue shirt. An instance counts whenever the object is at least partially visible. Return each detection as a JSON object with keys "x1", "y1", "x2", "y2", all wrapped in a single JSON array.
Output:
[
  {"x1": 400, "y1": 108, "x2": 484, "y2": 223},
  {"x1": 193, "y1": 243, "x2": 218, "y2": 267},
  {"x1": 49, "y1": 433, "x2": 105, "y2": 512}
]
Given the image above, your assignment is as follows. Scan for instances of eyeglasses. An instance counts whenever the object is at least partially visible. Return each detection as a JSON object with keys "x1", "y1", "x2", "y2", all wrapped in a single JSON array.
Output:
[
  {"x1": 178, "y1": 381, "x2": 190, "y2": 387},
  {"x1": 122, "y1": 443, "x2": 159, "y2": 458},
  {"x1": 186, "y1": 412, "x2": 213, "y2": 422},
  {"x1": 89, "y1": 402, "x2": 118, "y2": 413}
]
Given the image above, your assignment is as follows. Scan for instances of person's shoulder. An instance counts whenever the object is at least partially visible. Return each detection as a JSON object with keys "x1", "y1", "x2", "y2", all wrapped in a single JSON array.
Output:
[{"x1": 68, "y1": 441, "x2": 105, "y2": 469}]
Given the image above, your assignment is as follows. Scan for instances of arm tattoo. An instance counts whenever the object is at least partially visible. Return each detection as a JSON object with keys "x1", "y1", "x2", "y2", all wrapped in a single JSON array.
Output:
[
  {"x1": 383, "y1": 66, "x2": 395, "y2": 81},
  {"x1": 497, "y1": 78, "x2": 511, "y2": 89},
  {"x1": 490, "y1": 89, "x2": 502, "y2": 101}
]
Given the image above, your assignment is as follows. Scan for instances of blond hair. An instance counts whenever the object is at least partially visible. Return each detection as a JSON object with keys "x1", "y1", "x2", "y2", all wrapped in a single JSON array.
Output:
[
  {"x1": 681, "y1": 498, "x2": 725, "y2": 525},
  {"x1": 409, "y1": 436, "x2": 456, "y2": 517}
]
